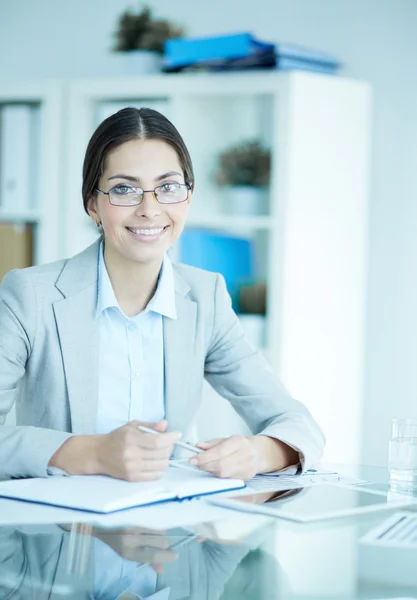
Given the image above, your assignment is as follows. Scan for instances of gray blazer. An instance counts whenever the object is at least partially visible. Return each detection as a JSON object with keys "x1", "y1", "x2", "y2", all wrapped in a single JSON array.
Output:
[{"x1": 0, "y1": 239, "x2": 324, "y2": 479}]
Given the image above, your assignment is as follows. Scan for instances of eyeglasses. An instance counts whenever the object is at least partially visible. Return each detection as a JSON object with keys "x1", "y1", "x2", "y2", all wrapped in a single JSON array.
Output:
[{"x1": 96, "y1": 182, "x2": 191, "y2": 206}]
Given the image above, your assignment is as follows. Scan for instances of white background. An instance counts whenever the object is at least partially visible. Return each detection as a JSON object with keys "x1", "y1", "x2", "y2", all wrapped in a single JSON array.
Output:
[{"x1": 1, "y1": 0, "x2": 417, "y2": 466}]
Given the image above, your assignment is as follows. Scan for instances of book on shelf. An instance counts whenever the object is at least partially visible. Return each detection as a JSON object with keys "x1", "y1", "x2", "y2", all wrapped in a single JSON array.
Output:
[
  {"x1": 178, "y1": 228, "x2": 254, "y2": 311},
  {"x1": 205, "y1": 52, "x2": 338, "y2": 75},
  {"x1": 275, "y1": 43, "x2": 340, "y2": 66},
  {"x1": 275, "y1": 55, "x2": 338, "y2": 74},
  {"x1": 0, "y1": 104, "x2": 39, "y2": 214},
  {"x1": 0, "y1": 223, "x2": 33, "y2": 283},
  {"x1": 164, "y1": 32, "x2": 274, "y2": 69}
]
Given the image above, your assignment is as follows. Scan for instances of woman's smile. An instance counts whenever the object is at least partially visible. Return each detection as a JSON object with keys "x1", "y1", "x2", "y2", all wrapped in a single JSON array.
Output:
[{"x1": 125, "y1": 224, "x2": 170, "y2": 243}]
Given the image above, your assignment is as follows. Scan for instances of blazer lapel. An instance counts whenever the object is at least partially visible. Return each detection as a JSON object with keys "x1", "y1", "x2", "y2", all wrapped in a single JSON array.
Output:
[
  {"x1": 163, "y1": 270, "x2": 197, "y2": 435},
  {"x1": 52, "y1": 240, "x2": 101, "y2": 434}
]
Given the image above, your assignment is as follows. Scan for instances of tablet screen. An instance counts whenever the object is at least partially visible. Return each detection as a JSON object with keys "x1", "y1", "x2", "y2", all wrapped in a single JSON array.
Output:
[{"x1": 222, "y1": 485, "x2": 397, "y2": 522}]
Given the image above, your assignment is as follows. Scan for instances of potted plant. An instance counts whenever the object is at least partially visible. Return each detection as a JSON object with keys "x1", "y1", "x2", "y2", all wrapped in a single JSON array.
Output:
[
  {"x1": 213, "y1": 140, "x2": 271, "y2": 215},
  {"x1": 113, "y1": 5, "x2": 184, "y2": 74}
]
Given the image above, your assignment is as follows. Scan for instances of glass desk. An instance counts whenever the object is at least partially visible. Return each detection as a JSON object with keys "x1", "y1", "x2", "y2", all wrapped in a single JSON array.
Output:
[{"x1": 0, "y1": 464, "x2": 416, "y2": 599}]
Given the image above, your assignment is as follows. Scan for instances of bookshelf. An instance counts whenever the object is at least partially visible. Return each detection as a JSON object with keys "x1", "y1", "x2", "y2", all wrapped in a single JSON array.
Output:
[
  {"x1": 1, "y1": 72, "x2": 372, "y2": 463},
  {"x1": 0, "y1": 81, "x2": 64, "y2": 265}
]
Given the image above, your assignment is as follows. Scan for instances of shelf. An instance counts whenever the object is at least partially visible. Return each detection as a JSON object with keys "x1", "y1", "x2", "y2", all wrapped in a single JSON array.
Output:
[
  {"x1": 0, "y1": 211, "x2": 40, "y2": 223},
  {"x1": 185, "y1": 215, "x2": 273, "y2": 230}
]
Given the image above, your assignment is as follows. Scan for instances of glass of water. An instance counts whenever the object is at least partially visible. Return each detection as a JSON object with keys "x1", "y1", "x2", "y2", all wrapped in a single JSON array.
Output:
[{"x1": 389, "y1": 418, "x2": 417, "y2": 494}]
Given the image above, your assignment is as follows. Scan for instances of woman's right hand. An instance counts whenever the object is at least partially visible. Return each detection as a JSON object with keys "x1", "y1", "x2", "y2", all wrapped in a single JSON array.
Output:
[
  {"x1": 94, "y1": 419, "x2": 181, "y2": 481},
  {"x1": 48, "y1": 419, "x2": 181, "y2": 481}
]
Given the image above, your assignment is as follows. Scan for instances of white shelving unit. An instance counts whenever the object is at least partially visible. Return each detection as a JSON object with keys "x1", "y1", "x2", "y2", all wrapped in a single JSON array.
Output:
[
  {"x1": 0, "y1": 81, "x2": 65, "y2": 264},
  {"x1": 2, "y1": 72, "x2": 371, "y2": 463},
  {"x1": 186, "y1": 215, "x2": 274, "y2": 230},
  {"x1": 0, "y1": 211, "x2": 41, "y2": 224}
]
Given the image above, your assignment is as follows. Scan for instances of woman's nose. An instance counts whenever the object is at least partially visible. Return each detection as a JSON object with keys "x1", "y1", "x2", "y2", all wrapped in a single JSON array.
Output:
[{"x1": 135, "y1": 190, "x2": 162, "y2": 217}]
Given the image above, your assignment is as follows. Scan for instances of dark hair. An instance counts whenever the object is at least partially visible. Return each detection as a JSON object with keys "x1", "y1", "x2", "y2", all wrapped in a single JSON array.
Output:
[{"x1": 82, "y1": 107, "x2": 194, "y2": 215}]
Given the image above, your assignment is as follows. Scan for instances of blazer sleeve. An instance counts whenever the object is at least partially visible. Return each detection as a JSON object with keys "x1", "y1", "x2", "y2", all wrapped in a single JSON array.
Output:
[
  {"x1": 0, "y1": 270, "x2": 73, "y2": 479},
  {"x1": 204, "y1": 274, "x2": 325, "y2": 471}
]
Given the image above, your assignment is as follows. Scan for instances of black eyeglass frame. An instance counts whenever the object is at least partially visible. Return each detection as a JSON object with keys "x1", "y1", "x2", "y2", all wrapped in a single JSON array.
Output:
[{"x1": 95, "y1": 183, "x2": 192, "y2": 206}]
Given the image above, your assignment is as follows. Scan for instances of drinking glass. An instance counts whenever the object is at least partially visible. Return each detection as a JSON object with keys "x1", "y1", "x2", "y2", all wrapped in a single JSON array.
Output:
[{"x1": 389, "y1": 418, "x2": 417, "y2": 494}]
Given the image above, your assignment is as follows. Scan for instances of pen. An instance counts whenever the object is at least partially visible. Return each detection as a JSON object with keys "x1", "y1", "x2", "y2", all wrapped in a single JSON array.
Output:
[
  {"x1": 138, "y1": 425, "x2": 203, "y2": 454},
  {"x1": 135, "y1": 533, "x2": 199, "y2": 572}
]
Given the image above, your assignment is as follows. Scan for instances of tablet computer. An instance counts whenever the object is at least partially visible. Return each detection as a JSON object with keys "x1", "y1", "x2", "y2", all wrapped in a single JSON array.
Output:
[{"x1": 206, "y1": 484, "x2": 415, "y2": 523}]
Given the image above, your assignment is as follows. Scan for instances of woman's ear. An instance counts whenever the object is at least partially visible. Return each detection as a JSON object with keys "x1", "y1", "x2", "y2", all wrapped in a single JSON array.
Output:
[
  {"x1": 187, "y1": 183, "x2": 193, "y2": 204},
  {"x1": 87, "y1": 195, "x2": 100, "y2": 225}
]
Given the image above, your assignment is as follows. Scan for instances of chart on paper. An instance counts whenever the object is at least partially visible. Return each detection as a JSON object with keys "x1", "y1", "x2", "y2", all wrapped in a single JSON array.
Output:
[{"x1": 246, "y1": 469, "x2": 370, "y2": 492}]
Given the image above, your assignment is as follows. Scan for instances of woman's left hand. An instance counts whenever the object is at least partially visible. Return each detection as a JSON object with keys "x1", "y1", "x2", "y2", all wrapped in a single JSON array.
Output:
[
  {"x1": 189, "y1": 435, "x2": 259, "y2": 481},
  {"x1": 189, "y1": 435, "x2": 300, "y2": 480}
]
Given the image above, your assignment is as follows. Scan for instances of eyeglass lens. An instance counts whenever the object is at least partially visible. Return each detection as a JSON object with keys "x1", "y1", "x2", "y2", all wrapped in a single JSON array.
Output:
[{"x1": 109, "y1": 183, "x2": 188, "y2": 205}]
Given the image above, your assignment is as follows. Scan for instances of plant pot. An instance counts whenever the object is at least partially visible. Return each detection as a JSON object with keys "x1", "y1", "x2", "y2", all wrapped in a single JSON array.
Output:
[
  {"x1": 124, "y1": 50, "x2": 162, "y2": 74},
  {"x1": 225, "y1": 186, "x2": 268, "y2": 216}
]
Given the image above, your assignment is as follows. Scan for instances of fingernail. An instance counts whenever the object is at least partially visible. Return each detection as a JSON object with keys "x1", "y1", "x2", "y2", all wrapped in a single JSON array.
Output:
[{"x1": 189, "y1": 458, "x2": 198, "y2": 466}]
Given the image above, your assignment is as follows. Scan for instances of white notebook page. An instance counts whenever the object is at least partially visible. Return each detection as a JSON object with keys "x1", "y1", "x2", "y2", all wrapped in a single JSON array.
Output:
[{"x1": 0, "y1": 467, "x2": 244, "y2": 513}]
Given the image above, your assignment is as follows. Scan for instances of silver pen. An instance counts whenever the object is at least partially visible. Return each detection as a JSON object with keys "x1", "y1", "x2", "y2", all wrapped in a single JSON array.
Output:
[{"x1": 138, "y1": 425, "x2": 203, "y2": 454}]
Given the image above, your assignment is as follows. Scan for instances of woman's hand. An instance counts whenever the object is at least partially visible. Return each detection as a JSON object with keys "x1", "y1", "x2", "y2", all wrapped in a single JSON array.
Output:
[
  {"x1": 49, "y1": 419, "x2": 180, "y2": 481},
  {"x1": 92, "y1": 526, "x2": 178, "y2": 573},
  {"x1": 93, "y1": 419, "x2": 180, "y2": 481},
  {"x1": 189, "y1": 435, "x2": 259, "y2": 481},
  {"x1": 189, "y1": 434, "x2": 299, "y2": 480}
]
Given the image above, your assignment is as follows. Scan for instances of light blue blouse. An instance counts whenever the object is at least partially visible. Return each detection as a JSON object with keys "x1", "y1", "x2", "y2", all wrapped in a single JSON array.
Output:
[{"x1": 95, "y1": 242, "x2": 177, "y2": 434}]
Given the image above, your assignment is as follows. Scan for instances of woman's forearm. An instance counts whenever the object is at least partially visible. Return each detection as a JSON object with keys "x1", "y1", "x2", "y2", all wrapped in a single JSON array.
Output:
[{"x1": 48, "y1": 435, "x2": 101, "y2": 475}]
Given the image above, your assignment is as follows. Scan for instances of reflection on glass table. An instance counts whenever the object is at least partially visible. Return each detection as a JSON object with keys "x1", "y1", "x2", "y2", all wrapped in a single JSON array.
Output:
[
  {"x1": 0, "y1": 520, "x2": 274, "y2": 600},
  {"x1": 0, "y1": 465, "x2": 417, "y2": 599}
]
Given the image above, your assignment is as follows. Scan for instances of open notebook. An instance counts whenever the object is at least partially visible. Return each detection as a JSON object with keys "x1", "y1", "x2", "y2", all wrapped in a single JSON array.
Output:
[{"x1": 0, "y1": 467, "x2": 245, "y2": 513}]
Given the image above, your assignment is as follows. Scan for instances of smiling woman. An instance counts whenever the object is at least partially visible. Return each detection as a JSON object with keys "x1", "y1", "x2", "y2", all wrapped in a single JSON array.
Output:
[
  {"x1": 0, "y1": 107, "x2": 325, "y2": 482},
  {"x1": 82, "y1": 109, "x2": 194, "y2": 316},
  {"x1": 88, "y1": 137, "x2": 192, "y2": 315}
]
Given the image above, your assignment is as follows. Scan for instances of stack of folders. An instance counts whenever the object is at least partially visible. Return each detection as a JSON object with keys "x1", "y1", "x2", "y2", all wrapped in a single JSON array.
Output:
[
  {"x1": 0, "y1": 104, "x2": 40, "y2": 214},
  {"x1": 163, "y1": 33, "x2": 340, "y2": 75}
]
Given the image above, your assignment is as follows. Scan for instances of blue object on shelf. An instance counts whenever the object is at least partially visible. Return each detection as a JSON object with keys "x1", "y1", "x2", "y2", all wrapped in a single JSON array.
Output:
[
  {"x1": 164, "y1": 32, "x2": 274, "y2": 68},
  {"x1": 179, "y1": 229, "x2": 254, "y2": 310},
  {"x1": 276, "y1": 43, "x2": 340, "y2": 67},
  {"x1": 164, "y1": 34, "x2": 340, "y2": 72},
  {"x1": 276, "y1": 56, "x2": 338, "y2": 74}
]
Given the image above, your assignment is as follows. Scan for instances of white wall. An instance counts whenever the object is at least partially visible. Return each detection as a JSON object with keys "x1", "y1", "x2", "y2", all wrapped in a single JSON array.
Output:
[{"x1": 1, "y1": 0, "x2": 417, "y2": 466}]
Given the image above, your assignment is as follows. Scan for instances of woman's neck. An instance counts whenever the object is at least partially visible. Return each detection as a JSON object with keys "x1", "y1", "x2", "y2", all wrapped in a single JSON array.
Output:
[{"x1": 103, "y1": 245, "x2": 162, "y2": 317}]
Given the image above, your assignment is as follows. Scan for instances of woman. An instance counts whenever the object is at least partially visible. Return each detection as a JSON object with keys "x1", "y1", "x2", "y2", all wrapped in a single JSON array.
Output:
[{"x1": 0, "y1": 108, "x2": 324, "y2": 481}]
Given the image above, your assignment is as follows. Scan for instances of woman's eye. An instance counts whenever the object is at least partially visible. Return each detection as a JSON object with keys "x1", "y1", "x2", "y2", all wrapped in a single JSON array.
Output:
[
  {"x1": 114, "y1": 185, "x2": 134, "y2": 195},
  {"x1": 161, "y1": 183, "x2": 180, "y2": 193}
]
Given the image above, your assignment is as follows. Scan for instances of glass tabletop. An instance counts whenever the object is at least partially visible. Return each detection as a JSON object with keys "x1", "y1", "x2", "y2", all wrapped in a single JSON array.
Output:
[{"x1": 1, "y1": 464, "x2": 416, "y2": 600}]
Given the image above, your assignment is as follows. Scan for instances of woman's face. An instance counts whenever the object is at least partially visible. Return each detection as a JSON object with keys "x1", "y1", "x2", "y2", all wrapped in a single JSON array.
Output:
[{"x1": 89, "y1": 138, "x2": 191, "y2": 267}]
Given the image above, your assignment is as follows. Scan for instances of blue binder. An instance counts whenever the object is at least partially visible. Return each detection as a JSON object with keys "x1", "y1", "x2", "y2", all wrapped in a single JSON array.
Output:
[
  {"x1": 276, "y1": 56, "x2": 337, "y2": 74},
  {"x1": 276, "y1": 43, "x2": 339, "y2": 67},
  {"x1": 179, "y1": 229, "x2": 254, "y2": 310},
  {"x1": 164, "y1": 33, "x2": 274, "y2": 68}
]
